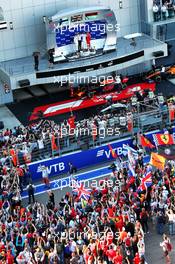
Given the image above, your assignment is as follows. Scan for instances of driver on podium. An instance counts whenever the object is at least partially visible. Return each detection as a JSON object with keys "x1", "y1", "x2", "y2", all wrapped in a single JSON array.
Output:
[{"x1": 86, "y1": 31, "x2": 91, "y2": 50}]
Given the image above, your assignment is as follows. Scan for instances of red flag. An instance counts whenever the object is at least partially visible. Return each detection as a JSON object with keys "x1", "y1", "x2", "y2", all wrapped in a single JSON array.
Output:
[
  {"x1": 153, "y1": 134, "x2": 174, "y2": 146},
  {"x1": 108, "y1": 144, "x2": 117, "y2": 159},
  {"x1": 140, "y1": 135, "x2": 155, "y2": 148},
  {"x1": 68, "y1": 115, "x2": 76, "y2": 129},
  {"x1": 51, "y1": 134, "x2": 59, "y2": 151},
  {"x1": 10, "y1": 148, "x2": 18, "y2": 167}
]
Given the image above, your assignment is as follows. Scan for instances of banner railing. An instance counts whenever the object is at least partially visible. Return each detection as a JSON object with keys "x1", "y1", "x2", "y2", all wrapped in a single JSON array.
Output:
[{"x1": 3, "y1": 107, "x2": 173, "y2": 167}]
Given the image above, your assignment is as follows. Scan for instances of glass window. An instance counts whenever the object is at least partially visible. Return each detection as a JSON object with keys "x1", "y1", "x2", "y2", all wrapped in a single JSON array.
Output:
[
  {"x1": 71, "y1": 14, "x2": 83, "y2": 23},
  {"x1": 0, "y1": 7, "x2": 4, "y2": 21},
  {"x1": 85, "y1": 12, "x2": 98, "y2": 20}
]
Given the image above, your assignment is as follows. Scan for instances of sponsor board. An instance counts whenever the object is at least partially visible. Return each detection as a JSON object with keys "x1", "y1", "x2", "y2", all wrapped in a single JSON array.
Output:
[
  {"x1": 29, "y1": 138, "x2": 132, "y2": 181},
  {"x1": 29, "y1": 128, "x2": 175, "y2": 181}
]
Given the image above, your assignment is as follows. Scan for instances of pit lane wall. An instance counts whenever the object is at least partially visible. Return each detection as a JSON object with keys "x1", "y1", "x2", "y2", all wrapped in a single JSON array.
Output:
[{"x1": 28, "y1": 127, "x2": 174, "y2": 181}]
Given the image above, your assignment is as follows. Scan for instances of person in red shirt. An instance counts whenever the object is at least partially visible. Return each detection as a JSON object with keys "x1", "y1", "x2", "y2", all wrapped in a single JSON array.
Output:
[
  {"x1": 113, "y1": 250, "x2": 123, "y2": 264},
  {"x1": 16, "y1": 166, "x2": 24, "y2": 191},
  {"x1": 86, "y1": 32, "x2": 91, "y2": 50},
  {"x1": 106, "y1": 245, "x2": 116, "y2": 262},
  {"x1": 115, "y1": 214, "x2": 124, "y2": 232},
  {"x1": 6, "y1": 250, "x2": 14, "y2": 264},
  {"x1": 70, "y1": 207, "x2": 77, "y2": 219},
  {"x1": 108, "y1": 205, "x2": 115, "y2": 218},
  {"x1": 134, "y1": 253, "x2": 141, "y2": 264},
  {"x1": 68, "y1": 114, "x2": 76, "y2": 129}
]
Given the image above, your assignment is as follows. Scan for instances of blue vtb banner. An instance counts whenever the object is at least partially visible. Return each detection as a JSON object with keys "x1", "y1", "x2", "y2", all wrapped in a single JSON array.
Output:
[
  {"x1": 28, "y1": 127, "x2": 175, "y2": 181},
  {"x1": 29, "y1": 137, "x2": 132, "y2": 181}
]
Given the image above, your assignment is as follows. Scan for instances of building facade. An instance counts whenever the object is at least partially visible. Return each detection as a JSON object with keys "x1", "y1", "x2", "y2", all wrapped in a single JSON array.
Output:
[{"x1": 0, "y1": 0, "x2": 140, "y2": 62}]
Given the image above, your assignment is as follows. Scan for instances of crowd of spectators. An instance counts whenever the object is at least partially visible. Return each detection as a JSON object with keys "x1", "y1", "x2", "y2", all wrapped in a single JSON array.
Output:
[
  {"x1": 0, "y1": 87, "x2": 174, "y2": 263},
  {"x1": 153, "y1": 0, "x2": 175, "y2": 21},
  {"x1": 0, "y1": 145, "x2": 175, "y2": 263},
  {"x1": 0, "y1": 91, "x2": 172, "y2": 167}
]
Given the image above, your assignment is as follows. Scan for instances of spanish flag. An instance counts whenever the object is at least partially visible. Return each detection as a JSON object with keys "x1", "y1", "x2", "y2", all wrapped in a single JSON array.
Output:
[
  {"x1": 140, "y1": 135, "x2": 155, "y2": 148},
  {"x1": 108, "y1": 144, "x2": 117, "y2": 159},
  {"x1": 150, "y1": 152, "x2": 166, "y2": 171},
  {"x1": 51, "y1": 134, "x2": 59, "y2": 151}
]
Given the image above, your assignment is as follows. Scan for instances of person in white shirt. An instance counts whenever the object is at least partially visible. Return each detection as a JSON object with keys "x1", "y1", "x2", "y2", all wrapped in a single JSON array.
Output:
[
  {"x1": 161, "y1": 65, "x2": 166, "y2": 73},
  {"x1": 137, "y1": 238, "x2": 145, "y2": 258},
  {"x1": 160, "y1": 234, "x2": 172, "y2": 264},
  {"x1": 115, "y1": 75, "x2": 121, "y2": 84},
  {"x1": 115, "y1": 75, "x2": 122, "y2": 93},
  {"x1": 119, "y1": 116, "x2": 127, "y2": 127},
  {"x1": 37, "y1": 138, "x2": 44, "y2": 159},
  {"x1": 37, "y1": 138, "x2": 44, "y2": 149},
  {"x1": 40, "y1": 165, "x2": 50, "y2": 188},
  {"x1": 162, "y1": 186, "x2": 169, "y2": 201},
  {"x1": 69, "y1": 239, "x2": 77, "y2": 253},
  {"x1": 69, "y1": 219, "x2": 75, "y2": 229},
  {"x1": 166, "y1": 209, "x2": 175, "y2": 235},
  {"x1": 153, "y1": 4, "x2": 159, "y2": 21},
  {"x1": 76, "y1": 33, "x2": 82, "y2": 53},
  {"x1": 161, "y1": 4, "x2": 167, "y2": 19}
]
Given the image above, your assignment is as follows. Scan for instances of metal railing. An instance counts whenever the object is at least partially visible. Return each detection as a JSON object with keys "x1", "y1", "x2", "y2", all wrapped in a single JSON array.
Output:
[{"x1": 6, "y1": 106, "x2": 171, "y2": 166}]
